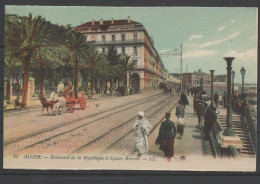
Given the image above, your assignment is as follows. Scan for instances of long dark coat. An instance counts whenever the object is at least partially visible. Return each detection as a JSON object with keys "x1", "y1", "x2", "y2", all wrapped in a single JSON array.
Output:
[
  {"x1": 155, "y1": 119, "x2": 176, "y2": 152},
  {"x1": 180, "y1": 94, "x2": 189, "y2": 105}
]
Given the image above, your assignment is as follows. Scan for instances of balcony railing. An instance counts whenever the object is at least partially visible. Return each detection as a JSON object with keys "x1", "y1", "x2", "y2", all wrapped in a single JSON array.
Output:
[{"x1": 88, "y1": 39, "x2": 143, "y2": 45}]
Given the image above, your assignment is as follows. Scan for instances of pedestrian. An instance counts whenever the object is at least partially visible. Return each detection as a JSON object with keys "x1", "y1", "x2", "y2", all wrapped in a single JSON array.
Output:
[
  {"x1": 175, "y1": 101, "x2": 185, "y2": 118},
  {"x1": 196, "y1": 100, "x2": 205, "y2": 127},
  {"x1": 155, "y1": 112, "x2": 177, "y2": 161},
  {"x1": 214, "y1": 92, "x2": 219, "y2": 107},
  {"x1": 176, "y1": 115, "x2": 185, "y2": 139},
  {"x1": 133, "y1": 111, "x2": 152, "y2": 158},
  {"x1": 204, "y1": 105, "x2": 217, "y2": 140},
  {"x1": 169, "y1": 88, "x2": 172, "y2": 96},
  {"x1": 180, "y1": 91, "x2": 189, "y2": 109},
  {"x1": 222, "y1": 91, "x2": 227, "y2": 108},
  {"x1": 240, "y1": 93, "x2": 249, "y2": 123}
]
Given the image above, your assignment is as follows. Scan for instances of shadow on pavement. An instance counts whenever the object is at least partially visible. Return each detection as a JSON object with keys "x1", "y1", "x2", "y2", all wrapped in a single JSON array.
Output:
[{"x1": 192, "y1": 135, "x2": 202, "y2": 139}]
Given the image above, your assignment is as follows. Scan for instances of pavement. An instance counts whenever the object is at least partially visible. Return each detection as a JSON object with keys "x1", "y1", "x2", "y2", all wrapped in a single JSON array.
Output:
[
  {"x1": 149, "y1": 95, "x2": 211, "y2": 160},
  {"x1": 3, "y1": 88, "x2": 157, "y2": 111}
]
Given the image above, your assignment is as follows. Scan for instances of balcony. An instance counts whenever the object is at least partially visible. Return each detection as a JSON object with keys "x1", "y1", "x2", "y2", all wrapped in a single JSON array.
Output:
[{"x1": 89, "y1": 39, "x2": 143, "y2": 46}]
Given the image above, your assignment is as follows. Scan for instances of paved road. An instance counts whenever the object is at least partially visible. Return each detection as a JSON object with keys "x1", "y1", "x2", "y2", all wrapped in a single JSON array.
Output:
[{"x1": 4, "y1": 89, "x2": 178, "y2": 156}]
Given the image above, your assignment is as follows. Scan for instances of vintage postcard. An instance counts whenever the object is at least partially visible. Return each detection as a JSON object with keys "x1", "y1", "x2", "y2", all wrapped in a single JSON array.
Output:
[{"x1": 3, "y1": 6, "x2": 257, "y2": 171}]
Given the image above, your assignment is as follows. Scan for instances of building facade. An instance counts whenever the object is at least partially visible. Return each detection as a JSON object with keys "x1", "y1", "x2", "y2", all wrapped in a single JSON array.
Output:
[
  {"x1": 182, "y1": 69, "x2": 227, "y2": 93},
  {"x1": 74, "y1": 17, "x2": 168, "y2": 91}
]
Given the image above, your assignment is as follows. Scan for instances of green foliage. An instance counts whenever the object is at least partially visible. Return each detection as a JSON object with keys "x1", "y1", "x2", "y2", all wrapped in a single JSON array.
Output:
[{"x1": 118, "y1": 86, "x2": 126, "y2": 96}]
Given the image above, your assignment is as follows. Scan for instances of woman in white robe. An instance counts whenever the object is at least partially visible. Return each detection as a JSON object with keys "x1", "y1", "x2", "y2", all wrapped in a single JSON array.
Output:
[{"x1": 133, "y1": 111, "x2": 152, "y2": 158}]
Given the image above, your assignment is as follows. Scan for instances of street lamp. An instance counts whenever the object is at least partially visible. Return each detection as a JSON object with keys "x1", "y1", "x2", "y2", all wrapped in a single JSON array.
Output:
[
  {"x1": 223, "y1": 57, "x2": 236, "y2": 136},
  {"x1": 240, "y1": 67, "x2": 246, "y2": 93},
  {"x1": 232, "y1": 70, "x2": 235, "y2": 95},
  {"x1": 209, "y1": 70, "x2": 215, "y2": 105}
]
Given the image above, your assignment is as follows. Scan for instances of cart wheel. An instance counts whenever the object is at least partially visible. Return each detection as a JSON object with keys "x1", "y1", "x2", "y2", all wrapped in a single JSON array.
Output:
[
  {"x1": 80, "y1": 98, "x2": 86, "y2": 110},
  {"x1": 70, "y1": 104, "x2": 75, "y2": 113}
]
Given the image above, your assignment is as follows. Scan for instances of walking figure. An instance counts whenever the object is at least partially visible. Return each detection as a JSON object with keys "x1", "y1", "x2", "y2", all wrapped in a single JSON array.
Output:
[
  {"x1": 176, "y1": 101, "x2": 185, "y2": 118},
  {"x1": 196, "y1": 100, "x2": 205, "y2": 127},
  {"x1": 176, "y1": 115, "x2": 185, "y2": 139},
  {"x1": 204, "y1": 105, "x2": 217, "y2": 140},
  {"x1": 155, "y1": 112, "x2": 177, "y2": 162},
  {"x1": 133, "y1": 111, "x2": 152, "y2": 158},
  {"x1": 214, "y1": 92, "x2": 219, "y2": 107}
]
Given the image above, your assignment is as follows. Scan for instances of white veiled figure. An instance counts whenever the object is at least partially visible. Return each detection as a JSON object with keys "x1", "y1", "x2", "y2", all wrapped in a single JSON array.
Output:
[{"x1": 133, "y1": 117, "x2": 152, "y2": 155}]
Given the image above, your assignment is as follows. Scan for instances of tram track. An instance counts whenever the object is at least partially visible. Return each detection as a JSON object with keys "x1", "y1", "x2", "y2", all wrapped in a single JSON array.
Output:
[
  {"x1": 73, "y1": 96, "x2": 177, "y2": 155},
  {"x1": 100, "y1": 100, "x2": 178, "y2": 155},
  {"x1": 4, "y1": 93, "x2": 170, "y2": 155},
  {"x1": 4, "y1": 93, "x2": 163, "y2": 146}
]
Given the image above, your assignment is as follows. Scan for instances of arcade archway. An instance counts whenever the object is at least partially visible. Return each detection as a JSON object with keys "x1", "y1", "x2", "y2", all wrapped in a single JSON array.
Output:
[{"x1": 130, "y1": 73, "x2": 140, "y2": 90}]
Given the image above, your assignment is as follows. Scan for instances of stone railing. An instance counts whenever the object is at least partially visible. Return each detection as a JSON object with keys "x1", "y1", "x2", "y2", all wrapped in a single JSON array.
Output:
[{"x1": 209, "y1": 118, "x2": 224, "y2": 158}]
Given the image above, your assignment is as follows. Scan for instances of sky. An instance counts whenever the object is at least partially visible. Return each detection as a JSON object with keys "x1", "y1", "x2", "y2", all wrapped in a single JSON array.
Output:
[{"x1": 5, "y1": 6, "x2": 258, "y2": 83}]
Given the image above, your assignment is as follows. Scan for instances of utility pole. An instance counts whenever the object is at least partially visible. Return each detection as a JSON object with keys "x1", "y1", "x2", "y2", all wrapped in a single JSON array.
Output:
[{"x1": 180, "y1": 43, "x2": 183, "y2": 92}]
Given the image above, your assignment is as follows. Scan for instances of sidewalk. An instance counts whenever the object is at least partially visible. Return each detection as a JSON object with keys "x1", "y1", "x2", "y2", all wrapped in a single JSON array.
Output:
[
  {"x1": 3, "y1": 88, "x2": 160, "y2": 112},
  {"x1": 149, "y1": 95, "x2": 211, "y2": 159}
]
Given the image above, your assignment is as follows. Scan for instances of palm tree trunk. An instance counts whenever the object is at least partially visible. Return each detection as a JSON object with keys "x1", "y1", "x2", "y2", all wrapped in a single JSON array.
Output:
[
  {"x1": 74, "y1": 54, "x2": 78, "y2": 98},
  {"x1": 91, "y1": 68, "x2": 94, "y2": 97},
  {"x1": 39, "y1": 66, "x2": 45, "y2": 99},
  {"x1": 22, "y1": 55, "x2": 31, "y2": 107},
  {"x1": 80, "y1": 69, "x2": 88, "y2": 92},
  {"x1": 6, "y1": 79, "x2": 11, "y2": 100}
]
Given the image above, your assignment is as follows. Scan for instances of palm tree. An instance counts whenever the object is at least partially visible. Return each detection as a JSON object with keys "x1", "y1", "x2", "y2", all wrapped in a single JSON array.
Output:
[
  {"x1": 5, "y1": 13, "x2": 56, "y2": 106},
  {"x1": 81, "y1": 48, "x2": 107, "y2": 97},
  {"x1": 121, "y1": 55, "x2": 135, "y2": 87},
  {"x1": 105, "y1": 46, "x2": 122, "y2": 90},
  {"x1": 32, "y1": 48, "x2": 64, "y2": 98},
  {"x1": 64, "y1": 30, "x2": 88, "y2": 98}
]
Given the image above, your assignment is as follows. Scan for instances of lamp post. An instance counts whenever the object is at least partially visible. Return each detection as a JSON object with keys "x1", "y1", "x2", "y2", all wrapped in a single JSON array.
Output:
[
  {"x1": 240, "y1": 67, "x2": 246, "y2": 93},
  {"x1": 223, "y1": 57, "x2": 236, "y2": 136},
  {"x1": 200, "y1": 78, "x2": 203, "y2": 91},
  {"x1": 209, "y1": 70, "x2": 215, "y2": 105},
  {"x1": 231, "y1": 70, "x2": 235, "y2": 95}
]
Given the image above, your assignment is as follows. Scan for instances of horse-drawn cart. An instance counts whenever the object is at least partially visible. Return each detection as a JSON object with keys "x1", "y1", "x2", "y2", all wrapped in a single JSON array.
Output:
[{"x1": 65, "y1": 93, "x2": 86, "y2": 113}]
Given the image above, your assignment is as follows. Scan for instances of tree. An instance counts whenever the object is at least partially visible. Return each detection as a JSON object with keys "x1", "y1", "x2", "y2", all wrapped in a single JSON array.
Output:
[
  {"x1": 121, "y1": 55, "x2": 135, "y2": 86},
  {"x1": 105, "y1": 46, "x2": 122, "y2": 89},
  {"x1": 5, "y1": 13, "x2": 56, "y2": 106},
  {"x1": 81, "y1": 48, "x2": 107, "y2": 97},
  {"x1": 64, "y1": 30, "x2": 88, "y2": 98},
  {"x1": 31, "y1": 48, "x2": 64, "y2": 98}
]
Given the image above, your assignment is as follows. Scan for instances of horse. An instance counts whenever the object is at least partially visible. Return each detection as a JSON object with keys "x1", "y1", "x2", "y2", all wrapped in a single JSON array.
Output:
[
  {"x1": 49, "y1": 92, "x2": 66, "y2": 116},
  {"x1": 40, "y1": 97, "x2": 54, "y2": 115}
]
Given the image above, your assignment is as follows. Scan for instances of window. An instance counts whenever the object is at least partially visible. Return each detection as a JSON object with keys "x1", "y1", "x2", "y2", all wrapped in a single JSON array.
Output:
[
  {"x1": 133, "y1": 46, "x2": 137, "y2": 55},
  {"x1": 102, "y1": 36, "x2": 105, "y2": 42},
  {"x1": 132, "y1": 60, "x2": 137, "y2": 66},
  {"x1": 134, "y1": 34, "x2": 137, "y2": 41},
  {"x1": 112, "y1": 35, "x2": 115, "y2": 42},
  {"x1": 102, "y1": 47, "x2": 105, "y2": 54},
  {"x1": 122, "y1": 47, "x2": 125, "y2": 56},
  {"x1": 122, "y1": 34, "x2": 125, "y2": 41}
]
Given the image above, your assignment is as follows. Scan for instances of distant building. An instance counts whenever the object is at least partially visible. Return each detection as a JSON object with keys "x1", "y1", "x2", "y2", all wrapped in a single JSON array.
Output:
[
  {"x1": 182, "y1": 69, "x2": 227, "y2": 93},
  {"x1": 74, "y1": 16, "x2": 169, "y2": 91},
  {"x1": 215, "y1": 75, "x2": 227, "y2": 82}
]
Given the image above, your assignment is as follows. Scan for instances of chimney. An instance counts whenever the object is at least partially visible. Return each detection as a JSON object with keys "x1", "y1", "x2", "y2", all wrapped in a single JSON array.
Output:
[
  {"x1": 92, "y1": 20, "x2": 95, "y2": 25},
  {"x1": 100, "y1": 19, "x2": 103, "y2": 25},
  {"x1": 111, "y1": 18, "x2": 114, "y2": 24},
  {"x1": 127, "y1": 16, "x2": 131, "y2": 23}
]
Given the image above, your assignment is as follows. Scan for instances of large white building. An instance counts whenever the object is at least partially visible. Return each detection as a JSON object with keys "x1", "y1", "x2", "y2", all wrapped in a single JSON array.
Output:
[{"x1": 74, "y1": 16, "x2": 169, "y2": 91}]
